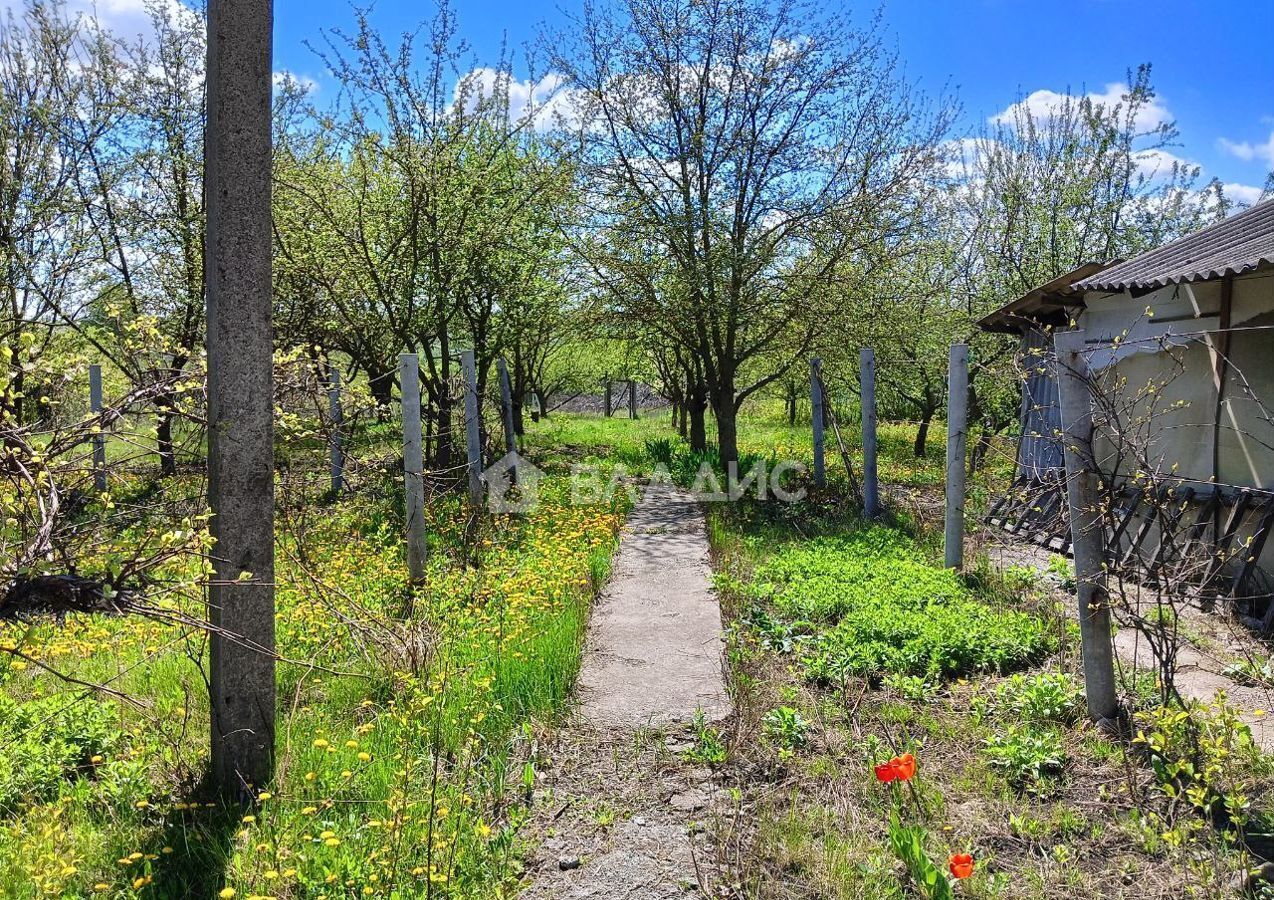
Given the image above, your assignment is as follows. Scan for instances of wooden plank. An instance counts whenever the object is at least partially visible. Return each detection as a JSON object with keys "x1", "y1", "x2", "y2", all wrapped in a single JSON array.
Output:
[
  {"x1": 1202, "y1": 490, "x2": 1251, "y2": 588},
  {"x1": 1107, "y1": 487, "x2": 1144, "y2": 552},
  {"x1": 1141, "y1": 486, "x2": 1195, "y2": 572},
  {"x1": 1233, "y1": 498, "x2": 1274, "y2": 600}
]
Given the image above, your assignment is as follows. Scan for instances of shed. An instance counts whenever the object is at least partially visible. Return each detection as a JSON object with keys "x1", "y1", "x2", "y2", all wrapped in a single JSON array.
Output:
[{"x1": 979, "y1": 199, "x2": 1274, "y2": 619}]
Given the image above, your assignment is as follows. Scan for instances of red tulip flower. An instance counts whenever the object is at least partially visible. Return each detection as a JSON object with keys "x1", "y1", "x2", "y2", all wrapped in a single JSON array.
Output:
[
  {"x1": 874, "y1": 753, "x2": 917, "y2": 783},
  {"x1": 894, "y1": 753, "x2": 916, "y2": 781},
  {"x1": 948, "y1": 853, "x2": 974, "y2": 880},
  {"x1": 874, "y1": 761, "x2": 899, "y2": 782}
]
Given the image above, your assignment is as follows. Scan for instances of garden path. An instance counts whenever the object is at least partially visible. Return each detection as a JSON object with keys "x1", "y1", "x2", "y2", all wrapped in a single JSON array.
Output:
[
  {"x1": 520, "y1": 480, "x2": 732, "y2": 899},
  {"x1": 987, "y1": 540, "x2": 1274, "y2": 751}
]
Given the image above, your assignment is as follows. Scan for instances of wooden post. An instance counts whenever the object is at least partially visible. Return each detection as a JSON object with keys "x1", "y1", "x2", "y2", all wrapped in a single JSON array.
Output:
[
  {"x1": 205, "y1": 0, "x2": 275, "y2": 800},
  {"x1": 604, "y1": 381, "x2": 612, "y2": 417},
  {"x1": 461, "y1": 350, "x2": 483, "y2": 507},
  {"x1": 89, "y1": 365, "x2": 106, "y2": 492},
  {"x1": 810, "y1": 358, "x2": 826, "y2": 488},
  {"x1": 1055, "y1": 330, "x2": 1118, "y2": 723},
  {"x1": 328, "y1": 363, "x2": 344, "y2": 495},
  {"x1": 400, "y1": 353, "x2": 427, "y2": 581},
  {"x1": 497, "y1": 357, "x2": 517, "y2": 484},
  {"x1": 944, "y1": 344, "x2": 969, "y2": 569},
  {"x1": 628, "y1": 379, "x2": 637, "y2": 419},
  {"x1": 861, "y1": 348, "x2": 879, "y2": 517}
]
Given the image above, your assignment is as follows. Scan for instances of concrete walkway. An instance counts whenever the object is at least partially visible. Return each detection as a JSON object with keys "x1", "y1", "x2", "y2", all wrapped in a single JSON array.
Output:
[
  {"x1": 520, "y1": 480, "x2": 731, "y2": 900},
  {"x1": 576, "y1": 479, "x2": 730, "y2": 727},
  {"x1": 1113, "y1": 627, "x2": 1274, "y2": 751}
]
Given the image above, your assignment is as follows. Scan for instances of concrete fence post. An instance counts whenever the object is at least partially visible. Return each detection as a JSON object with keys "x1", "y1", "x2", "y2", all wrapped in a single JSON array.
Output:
[
  {"x1": 497, "y1": 357, "x2": 518, "y2": 485},
  {"x1": 328, "y1": 363, "x2": 344, "y2": 495},
  {"x1": 944, "y1": 344, "x2": 969, "y2": 568},
  {"x1": 861, "y1": 347, "x2": 879, "y2": 517},
  {"x1": 810, "y1": 358, "x2": 825, "y2": 488},
  {"x1": 1055, "y1": 329, "x2": 1119, "y2": 723},
  {"x1": 205, "y1": 0, "x2": 276, "y2": 801},
  {"x1": 461, "y1": 350, "x2": 483, "y2": 508},
  {"x1": 400, "y1": 353, "x2": 427, "y2": 581},
  {"x1": 89, "y1": 365, "x2": 106, "y2": 492}
]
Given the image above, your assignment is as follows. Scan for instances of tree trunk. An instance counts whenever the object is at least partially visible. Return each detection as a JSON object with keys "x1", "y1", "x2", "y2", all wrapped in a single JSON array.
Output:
[
  {"x1": 156, "y1": 401, "x2": 177, "y2": 477},
  {"x1": 970, "y1": 429, "x2": 992, "y2": 476},
  {"x1": 513, "y1": 397, "x2": 525, "y2": 436},
  {"x1": 914, "y1": 411, "x2": 933, "y2": 458},
  {"x1": 432, "y1": 387, "x2": 453, "y2": 472},
  {"x1": 687, "y1": 382, "x2": 708, "y2": 452},
  {"x1": 715, "y1": 397, "x2": 739, "y2": 470},
  {"x1": 535, "y1": 387, "x2": 549, "y2": 419},
  {"x1": 786, "y1": 380, "x2": 797, "y2": 426},
  {"x1": 369, "y1": 372, "x2": 394, "y2": 421}
]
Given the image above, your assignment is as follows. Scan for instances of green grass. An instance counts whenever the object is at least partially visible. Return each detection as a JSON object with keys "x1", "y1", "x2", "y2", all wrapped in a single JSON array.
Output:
[{"x1": 0, "y1": 435, "x2": 632, "y2": 897}]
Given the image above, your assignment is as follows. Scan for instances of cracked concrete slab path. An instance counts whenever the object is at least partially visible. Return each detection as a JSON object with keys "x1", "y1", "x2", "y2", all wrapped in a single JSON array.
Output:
[
  {"x1": 520, "y1": 480, "x2": 732, "y2": 900},
  {"x1": 575, "y1": 479, "x2": 730, "y2": 728}
]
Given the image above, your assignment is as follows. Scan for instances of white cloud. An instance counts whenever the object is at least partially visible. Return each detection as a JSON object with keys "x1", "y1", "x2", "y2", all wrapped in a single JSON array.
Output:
[
  {"x1": 1217, "y1": 131, "x2": 1274, "y2": 167},
  {"x1": 273, "y1": 70, "x2": 318, "y2": 95},
  {"x1": 1134, "y1": 148, "x2": 1193, "y2": 180},
  {"x1": 990, "y1": 81, "x2": 1172, "y2": 132},
  {"x1": 0, "y1": 0, "x2": 198, "y2": 43},
  {"x1": 1223, "y1": 182, "x2": 1266, "y2": 206},
  {"x1": 454, "y1": 68, "x2": 580, "y2": 133},
  {"x1": 937, "y1": 137, "x2": 995, "y2": 181}
]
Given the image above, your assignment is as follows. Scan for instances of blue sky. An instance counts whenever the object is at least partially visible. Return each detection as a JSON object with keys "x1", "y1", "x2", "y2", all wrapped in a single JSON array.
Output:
[{"x1": 70, "y1": 0, "x2": 1274, "y2": 200}]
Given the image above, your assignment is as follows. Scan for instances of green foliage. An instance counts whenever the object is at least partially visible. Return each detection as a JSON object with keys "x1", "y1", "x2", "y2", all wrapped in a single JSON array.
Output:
[
  {"x1": 1046, "y1": 554, "x2": 1077, "y2": 590},
  {"x1": 1222, "y1": 657, "x2": 1274, "y2": 689},
  {"x1": 887, "y1": 811, "x2": 954, "y2": 900},
  {"x1": 742, "y1": 607, "x2": 810, "y2": 655},
  {"x1": 748, "y1": 528, "x2": 1053, "y2": 682},
  {"x1": 762, "y1": 706, "x2": 811, "y2": 755},
  {"x1": 0, "y1": 695, "x2": 120, "y2": 814},
  {"x1": 994, "y1": 673, "x2": 1084, "y2": 724},
  {"x1": 883, "y1": 673, "x2": 939, "y2": 703},
  {"x1": 982, "y1": 726, "x2": 1067, "y2": 794},
  {"x1": 683, "y1": 711, "x2": 728, "y2": 766},
  {"x1": 643, "y1": 437, "x2": 682, "y2": 469},
  {"x1": 1133, "y1": 698, "x2": 1257, "y2": 821}
]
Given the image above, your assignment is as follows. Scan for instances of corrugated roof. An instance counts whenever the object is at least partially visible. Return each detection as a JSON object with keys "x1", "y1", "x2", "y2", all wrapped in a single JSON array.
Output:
[
  {"x1": 977, "y1": 261, "x2": 1114, "y2": 333},
  {"x1": 1074, "y1": 198, "x2": 1274, "y2": 292}
]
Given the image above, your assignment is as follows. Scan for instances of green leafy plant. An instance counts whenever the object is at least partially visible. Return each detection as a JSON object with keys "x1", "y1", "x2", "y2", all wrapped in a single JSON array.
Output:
[
  {"x1": 762, "y1": 705, "x2": 810, "y2": 755},
  {"x1": 1133, "y1": 697, "x2": 1256, "y2": 822},
  {"x1": 743, "y1": 606, "x2": 809, "y2": 655},
  {"x1": 749, "y1": 529, "x2": 1053, "y2": 683},
  {"x1": 643, "y1": 436, "x2": 681, "y2": 468},
  {"x1": 684, "y1": 710, "x2": 728, "y2": 765},
  {"x1": 995, "y1": 672, "x2": 1083, "y2": 724},
  {"x1": 1222, "y1": 657, "x2": 1274, "y2": 689},
  {"x1": 0, "y1": 694, "x2": 119, "y2": 814},
  {"x1": 884, "y1": 673, "x2": 939, "y2": 703},
  {"x1": 1046, "y1": 554, "x2": 1076, "y2": 590},
  {"x1": 887, "y1": 812, "x2": 954, "y2": 900},
  {"x1": 982, "y1": 726, "x2": 1067, "y2": 793}
]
